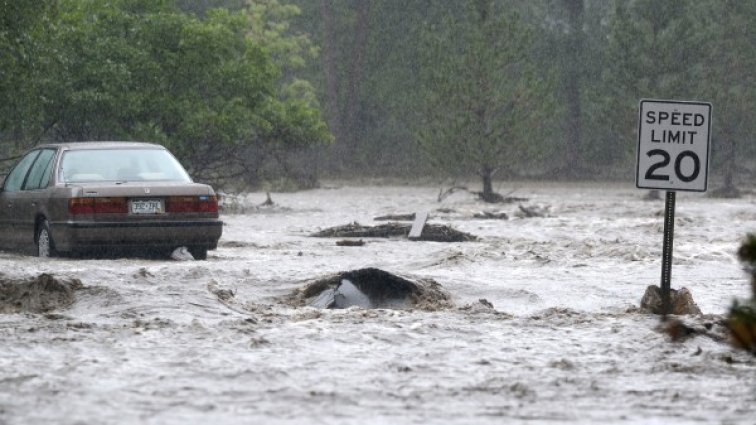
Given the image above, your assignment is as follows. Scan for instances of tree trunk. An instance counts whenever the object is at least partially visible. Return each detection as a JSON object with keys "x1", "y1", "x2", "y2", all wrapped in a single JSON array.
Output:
[
  {"x1": 479, "y1": 166, "x2": 503, "y2": 203},
  {"x1": 563, "y1": 0, "x2": 584, "y2": 177},
  {"x1": 343, "y1": 0, "x2": 371, "y2": 160},
  {"x1": 320, "y1": 0, "x2": 342, "y2": 147},
  {"x1": 482, "y1": 171, "x2": 493, "y2": 198}
]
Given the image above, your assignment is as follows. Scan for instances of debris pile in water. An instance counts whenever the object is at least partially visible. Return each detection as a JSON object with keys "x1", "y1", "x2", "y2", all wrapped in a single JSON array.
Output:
[
  {"x1": 311, "y1": 222, "x2": 477, "y2": 242},
  {"x1": 0, "y1": 274, "x2": 83, "y2": 314},
  {"x1": 288, "y1": 268, "x2": 453, "y2": 311}
]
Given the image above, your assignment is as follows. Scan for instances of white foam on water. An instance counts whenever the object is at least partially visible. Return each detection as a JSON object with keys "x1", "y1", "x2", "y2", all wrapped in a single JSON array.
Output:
[{"x1": 0, "y1": 183, "x2": 754, "y2": 424}]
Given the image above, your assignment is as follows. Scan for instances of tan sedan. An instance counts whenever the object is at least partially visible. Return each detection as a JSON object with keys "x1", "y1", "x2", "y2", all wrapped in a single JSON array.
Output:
[{"x1": 0, "y1": 142, "x2": 222, "y2": 259}]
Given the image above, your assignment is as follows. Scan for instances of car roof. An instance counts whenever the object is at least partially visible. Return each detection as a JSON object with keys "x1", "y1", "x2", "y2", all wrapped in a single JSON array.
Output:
[{"x1": 34, "y1": 141, "x2": 166, "y2": 151}]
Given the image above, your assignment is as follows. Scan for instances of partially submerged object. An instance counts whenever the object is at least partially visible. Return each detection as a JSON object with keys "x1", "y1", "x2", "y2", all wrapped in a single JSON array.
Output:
[
  {"x1": 290, "y1": 268, "x2": 453, "y2": 310},
  {"x1": 473, "y1": 211, "x2": 509, "y2": 220},
  {"x1": 311, "y1": 222, "x2": 476, "y2": 242},
  {"x1": 336, "y1": 239, "x2": 365, "y2": 247},
  {"x1": 373, "y1": 213, "x2": 417, "y2": 221},
  {"x1": 640, "y1": 285, "x2": 702, "y2": 315},
  {"x1": 408, "y1": 211, "x2": 429, "y2": 240},
  {"x1": 0, "y1": 274, "x2": 82, "y2": 314},
  {"x1": 171, "y1": 246, "x2": 195, "y2": 261}
]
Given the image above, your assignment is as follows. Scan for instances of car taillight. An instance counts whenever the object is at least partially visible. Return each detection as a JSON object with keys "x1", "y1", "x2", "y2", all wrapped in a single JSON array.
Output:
[
  {"x1": 68, "y1": 197, "x2": 128, "y2": 215},
  {"x1": 166, "y1": 195, "x2": 218, "y2": 213},
  {"x1": 197, "y1": 195, "x2": 219, "y2": 213},
  {"x1": 69, "y1": 198, "x2": 95, "y2": 215}
]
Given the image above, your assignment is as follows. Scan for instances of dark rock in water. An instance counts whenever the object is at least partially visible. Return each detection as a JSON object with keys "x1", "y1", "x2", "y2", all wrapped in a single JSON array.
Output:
[
  {"x1": 291, "y1": 268, "x2": 453, "y2": 311},
  {"x1": 0, "y1": 274, "x2": 83, "y2": 314},
  {"x1": 640, "y1": 285, "x2": 702, "y2": 315}
]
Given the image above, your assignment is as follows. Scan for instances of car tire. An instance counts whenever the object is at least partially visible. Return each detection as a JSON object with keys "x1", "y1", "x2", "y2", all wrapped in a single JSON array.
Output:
[
  {"x1": 188, "y1": 246, "x2": 208, "y2": 260},
  {"x1": 37, "y1": 220, "x2": 57, "y2": 258}
]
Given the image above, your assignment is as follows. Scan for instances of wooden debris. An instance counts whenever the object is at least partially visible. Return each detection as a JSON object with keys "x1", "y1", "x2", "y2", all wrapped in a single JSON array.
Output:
[
  {"x1": 473, "y1": 211, "x2": 509, "y2": 220},
  {"x1": 336, "y1": 239, "x2": 365, "y2": 247},
  {"x1": 311, "y1": 222, "x2": 477, "y2": 242},
  {"x1": 408, "y1": 211, "x2": 429, "y2": 240},
  {"x1": 501, "y1": 196, "x2": 530, "y2": 203},
  {"x1": 438, "y1": 185, "x2": 470, "y2": 202},
  {"x1": 374, "y1": 213, "x2": 416, "y2": 221},
  {"x1": 437, "y1": 183, "x2": 528, "y2": 204}
]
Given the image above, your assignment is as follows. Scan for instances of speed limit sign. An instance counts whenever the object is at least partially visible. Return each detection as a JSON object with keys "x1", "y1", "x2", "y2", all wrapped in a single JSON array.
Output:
[{"x1": 636, "y1": 100, "x2": 712, "y2": 192}]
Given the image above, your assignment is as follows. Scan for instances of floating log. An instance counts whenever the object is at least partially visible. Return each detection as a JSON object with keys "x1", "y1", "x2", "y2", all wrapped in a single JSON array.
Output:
[
  {"x1": 374, "y1": 213, "x2": 416, "y2": 221},
  {"x1": 336, "y1": 239, "x2": 365, "y2": 247}
]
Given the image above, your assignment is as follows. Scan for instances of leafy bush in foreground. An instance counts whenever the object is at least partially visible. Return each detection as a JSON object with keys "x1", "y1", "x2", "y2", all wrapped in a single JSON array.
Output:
[{"x1": 728, "y1": 234, "x2": 756, "y2": 354}]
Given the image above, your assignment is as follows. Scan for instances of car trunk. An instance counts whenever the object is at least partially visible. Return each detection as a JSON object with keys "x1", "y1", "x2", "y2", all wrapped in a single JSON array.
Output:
[{"x1": 65, "y1": 181, "x2": 217, "y2": 222}]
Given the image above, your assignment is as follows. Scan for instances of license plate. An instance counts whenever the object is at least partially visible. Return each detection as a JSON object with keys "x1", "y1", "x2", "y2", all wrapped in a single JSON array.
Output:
[{"x1": 130, "y1": 199, "x2": 164, "y2": 214}]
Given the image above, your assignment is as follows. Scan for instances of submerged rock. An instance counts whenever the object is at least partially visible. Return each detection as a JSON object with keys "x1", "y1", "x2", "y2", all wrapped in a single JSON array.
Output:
[
  {"x1": 640, "y1": 285, "x2": 702, "y2": 315},
  {"x1": 290, "y1": 268, "x2": 453, "y2": 311},
  {"x1": 0, "y1": 274, "x2": 83, "y2": 314}
]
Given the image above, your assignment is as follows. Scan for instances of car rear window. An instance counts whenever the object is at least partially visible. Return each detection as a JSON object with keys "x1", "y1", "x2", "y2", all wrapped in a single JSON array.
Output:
[{"x1": 59, "y1": 148, "x2": 192, "y2": 183}]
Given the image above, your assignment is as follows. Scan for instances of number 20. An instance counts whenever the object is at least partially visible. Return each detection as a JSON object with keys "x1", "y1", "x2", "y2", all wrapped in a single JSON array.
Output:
[{"x1": 645, "y1": 150, "x2": 700, "y2": 183}]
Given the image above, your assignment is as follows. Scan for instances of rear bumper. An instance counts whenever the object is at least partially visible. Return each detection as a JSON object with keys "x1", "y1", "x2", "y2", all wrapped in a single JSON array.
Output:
[{"x1": 51, "y1": 219, "x2": 223, "y2": 252}]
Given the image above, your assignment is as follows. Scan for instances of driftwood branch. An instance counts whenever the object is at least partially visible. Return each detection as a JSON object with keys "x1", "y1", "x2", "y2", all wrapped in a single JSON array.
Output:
[
  {"x1": 311, "y1": 222, "x2": 477, "y2": 242},
  {"x1": 437, "y1": 185, "x2": 471, "y2": 202}
]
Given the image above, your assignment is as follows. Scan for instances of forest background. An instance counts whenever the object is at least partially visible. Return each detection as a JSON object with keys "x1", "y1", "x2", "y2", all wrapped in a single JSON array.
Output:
[{"x1": 1, "y1": 0, "x2": 754, "y2": 197}]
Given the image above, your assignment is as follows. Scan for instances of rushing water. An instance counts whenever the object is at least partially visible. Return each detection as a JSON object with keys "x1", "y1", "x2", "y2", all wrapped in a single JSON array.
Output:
[{"x1": 1, "y1": 183, "x2": 754, "y2": 424}]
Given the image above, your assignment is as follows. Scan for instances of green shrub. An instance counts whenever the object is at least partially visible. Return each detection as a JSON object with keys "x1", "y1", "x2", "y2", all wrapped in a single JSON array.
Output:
[{"x1": 728, "y1": 234, "x2": 756, "y2": 354}]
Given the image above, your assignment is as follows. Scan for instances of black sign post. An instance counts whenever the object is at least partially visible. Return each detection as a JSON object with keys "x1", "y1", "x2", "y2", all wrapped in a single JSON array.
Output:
[
  {"x1": 660, "y1": 191, "x2": 676, "y2": 315},
  {"x1": 636, "y1": 99, "x2": 712, "y2": 315}
]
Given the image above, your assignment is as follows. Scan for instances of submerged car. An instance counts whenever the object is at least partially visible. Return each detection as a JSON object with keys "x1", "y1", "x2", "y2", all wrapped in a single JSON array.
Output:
[{"x1": 0, "y1": 142, "x2": 222, "y2": 259}]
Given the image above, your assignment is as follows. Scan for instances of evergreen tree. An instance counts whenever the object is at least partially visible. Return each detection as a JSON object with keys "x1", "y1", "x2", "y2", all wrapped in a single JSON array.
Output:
[{"x1": 418, "y1": 0, "x2": 554, "y2": 201}]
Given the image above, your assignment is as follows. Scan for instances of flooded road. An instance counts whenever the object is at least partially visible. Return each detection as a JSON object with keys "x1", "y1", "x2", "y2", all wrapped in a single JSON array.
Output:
[{"x1": 1, "y1": 183, "x2": 754, "y2": 424}]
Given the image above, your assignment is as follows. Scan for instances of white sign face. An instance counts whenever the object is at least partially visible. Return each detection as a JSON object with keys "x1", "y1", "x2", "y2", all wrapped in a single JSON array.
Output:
[{"x1": 636, "y1": 99, "x2": 712, "y2": 192}]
